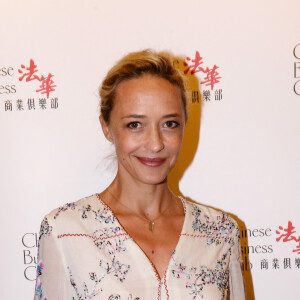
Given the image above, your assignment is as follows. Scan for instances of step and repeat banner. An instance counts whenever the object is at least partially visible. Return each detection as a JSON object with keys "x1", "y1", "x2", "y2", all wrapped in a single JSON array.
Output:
[{"x1": 1, "y1": 0, "x2": 299, "y2": 299}]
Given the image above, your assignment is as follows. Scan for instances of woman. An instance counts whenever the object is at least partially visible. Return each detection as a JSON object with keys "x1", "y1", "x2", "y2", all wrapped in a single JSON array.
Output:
[{"x1": 34, "y1": 50, "x2": 246, "y2": 300}]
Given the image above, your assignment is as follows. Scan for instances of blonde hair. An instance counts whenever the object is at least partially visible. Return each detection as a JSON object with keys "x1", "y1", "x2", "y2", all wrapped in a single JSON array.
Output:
[{"x1": 99, "y1": 49, "x2": 187, "y2": 123}]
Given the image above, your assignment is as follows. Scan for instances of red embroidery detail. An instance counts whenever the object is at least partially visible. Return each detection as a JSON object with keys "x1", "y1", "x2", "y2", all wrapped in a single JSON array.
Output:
[
  {"x1": 57, "y1": 233, "x2": 129, "y2": 241},
  {"x1": 163, "y1": 273, "x2": 170, "y2": 300},
  {"x1": 157, "y1": 282, "x2": 161, "y2": 300},
  {"x1": 180, "y1": 233, "x2": 233, "y2": 241},
  {"x1": 57, "y1": 233, "x2": 93, "y2": 239}
]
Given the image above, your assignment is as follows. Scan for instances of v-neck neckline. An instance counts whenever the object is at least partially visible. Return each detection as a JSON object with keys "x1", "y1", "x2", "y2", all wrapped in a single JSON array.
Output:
[{"x1": 96, "y1": 194, "x2": 188, "y2": 282}]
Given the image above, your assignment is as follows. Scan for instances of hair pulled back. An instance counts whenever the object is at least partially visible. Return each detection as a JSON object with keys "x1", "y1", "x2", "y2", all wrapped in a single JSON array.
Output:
[{"x1": 99, "y1": 49, "x2": 187, "y2": 123}]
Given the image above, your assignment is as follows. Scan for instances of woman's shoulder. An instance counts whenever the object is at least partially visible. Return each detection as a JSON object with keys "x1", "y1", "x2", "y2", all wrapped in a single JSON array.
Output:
[
  {"x1": 38, "y1": 194, "x2": 124, "y2": 244},
  {"x1": 44, "y1": 194, "x2": 100, "y2": 219},
  {"x1": 40, "y1": 194, "x2": 114, "y2": 231},
  {"x1": 181, "y1": 197, "x2": 240, "y2": 239}
]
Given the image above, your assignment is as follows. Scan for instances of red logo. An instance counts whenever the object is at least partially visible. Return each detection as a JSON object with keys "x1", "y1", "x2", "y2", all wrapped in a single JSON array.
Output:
[
  {"x1": 18, "y1": 59, "x2": 56, "y2": 98},
  {"x1": 276, "y1": 221, "x2": 300, "y2": 254},
  {"x1": 184, "y1": 51, "x2": 221, "y2": 91}
]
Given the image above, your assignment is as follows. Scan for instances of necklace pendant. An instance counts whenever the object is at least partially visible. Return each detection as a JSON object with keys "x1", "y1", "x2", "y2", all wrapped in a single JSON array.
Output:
[{"x1": 149, "y1": 222, "x2": 154, "y2": 233}]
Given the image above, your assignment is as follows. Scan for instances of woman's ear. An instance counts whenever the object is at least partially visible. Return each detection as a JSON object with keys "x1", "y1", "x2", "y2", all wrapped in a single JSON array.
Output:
[{"x1": 99, "y1": 115, "x2": 114, "y2": 143}]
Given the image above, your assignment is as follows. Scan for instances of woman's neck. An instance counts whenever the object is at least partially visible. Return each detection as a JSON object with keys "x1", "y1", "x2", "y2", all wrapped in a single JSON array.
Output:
[{"x1": 105, "y1": 174, "x2": 174, "y2": 219}]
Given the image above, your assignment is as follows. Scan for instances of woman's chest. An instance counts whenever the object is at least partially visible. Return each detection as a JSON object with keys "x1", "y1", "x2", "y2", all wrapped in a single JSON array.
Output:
[
  {"x1": 58, "y1": 230, "x2": 231, "y2": 300},
  {"x1": 114, "y1": 214, "x2": 185, "y2": 279}
]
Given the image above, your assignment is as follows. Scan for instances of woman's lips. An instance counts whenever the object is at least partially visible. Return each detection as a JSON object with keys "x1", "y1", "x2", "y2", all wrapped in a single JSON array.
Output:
[{"x1": 136, "y1": 157, "x2": 166, "y2": 167}]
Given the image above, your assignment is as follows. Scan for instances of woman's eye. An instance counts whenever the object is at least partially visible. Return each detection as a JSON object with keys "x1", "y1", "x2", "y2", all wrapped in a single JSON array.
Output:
[
  {"x1": 127, "y1": 122, "x2": 141, "y2": 129},
  {"x1": 165, "y1": 121, "x2": 179, "y2": 128}
]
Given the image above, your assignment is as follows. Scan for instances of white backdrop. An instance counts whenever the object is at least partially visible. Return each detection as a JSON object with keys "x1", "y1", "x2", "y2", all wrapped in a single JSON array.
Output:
[{"x1": 1, "y1": 0, "x2": 299, "y2": 299}]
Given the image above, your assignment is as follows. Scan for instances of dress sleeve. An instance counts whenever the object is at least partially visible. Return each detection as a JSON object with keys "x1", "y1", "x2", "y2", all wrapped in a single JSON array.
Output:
[
  {"x1": 34, "y1": 216, "x2": 69, "y2": 300},
  {"x1": 229, "y1": 225, "x2": 247, "y2": 300}
]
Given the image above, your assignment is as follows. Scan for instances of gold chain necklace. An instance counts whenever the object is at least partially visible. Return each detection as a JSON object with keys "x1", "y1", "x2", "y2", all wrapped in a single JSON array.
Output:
[{"x1": 106, "y1": 189, "x2": 172, "y2": 233}]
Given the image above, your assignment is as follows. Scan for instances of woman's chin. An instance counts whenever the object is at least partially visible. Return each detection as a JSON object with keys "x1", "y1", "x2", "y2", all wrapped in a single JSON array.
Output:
[{"x1": 135, "y1": 173, "x2": 168, "y2": 186}]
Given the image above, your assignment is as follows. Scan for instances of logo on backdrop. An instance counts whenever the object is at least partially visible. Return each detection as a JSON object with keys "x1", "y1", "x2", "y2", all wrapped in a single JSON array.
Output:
[
  {"x1": 22, "y1": 232, "x2": 38, "y2": 281},
  {"x1": 174, "y1": 51, "x2": 222, "y2": 103},
  {"x1": 0, "y1": 59, "x2": 58, "y2": 112},
  {"x1": 276, "y1": 221, "x2": 300, "y2": 254},
  {"x1": 18, "y1": 59, "x2": 56, "y2": 98},
  {"x1": 239, "y1": 222, "x2": 300, "y2": 272},
  {"x1": 293, "y1": 43, "x2": 300, "y2": 95}
]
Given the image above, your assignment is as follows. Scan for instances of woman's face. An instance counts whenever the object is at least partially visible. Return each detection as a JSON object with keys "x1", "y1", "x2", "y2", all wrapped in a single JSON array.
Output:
[{"x1": 100, "y1": 75, "x2": 186, "y2": 185}]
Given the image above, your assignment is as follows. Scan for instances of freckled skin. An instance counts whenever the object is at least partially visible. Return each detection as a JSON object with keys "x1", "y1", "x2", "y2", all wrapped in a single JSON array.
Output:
[{"x1": 99, "y1": 75, "x2": 186, "y2": 279}]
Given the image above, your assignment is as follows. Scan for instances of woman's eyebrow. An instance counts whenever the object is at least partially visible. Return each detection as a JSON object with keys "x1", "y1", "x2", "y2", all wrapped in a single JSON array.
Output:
[
  {"x1": 122, "y1": 113, "x2": 181, "y2": 119},
  {"x1": 122, "y1": 114, "x2": 146, "y2": 119},
  {"x1": 163, "y1": 113, "x2": 181, "y2": 118}
]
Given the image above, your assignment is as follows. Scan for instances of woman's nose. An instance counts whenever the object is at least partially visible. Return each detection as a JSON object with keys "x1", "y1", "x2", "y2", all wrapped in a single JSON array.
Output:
[{"x1": 146, "y1": 126, "x2": 164, "y2": 152}]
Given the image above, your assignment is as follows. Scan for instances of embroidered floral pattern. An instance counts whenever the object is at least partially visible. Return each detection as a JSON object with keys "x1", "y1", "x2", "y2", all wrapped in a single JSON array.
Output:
[
  {"x1": 67, "y1": 256, "x2": 131, "y2": 299},
  {"x1": 35, "y1": 196, "x2": 244, "y2": 299},
  {"x1": 78, "y1": 204, "x2": 116, "y2": 224},
  {"x1": 109, "y1": 295, "x2": 121, "y2": 300},
  {"x1": 94, "y1": 226, "x2": 123, "y2": 239},
  {"x1": 94, "y1": 206, "x2": 117, "y2": 224},
  {"x1": 54, "y1": 202, "x2": 77, "y2": 219},
  {"x1": 34, "y1": 262, "x2": 47, "y2": 300},
  {"x1": 108, "y1": 294, "x2": 140, "y2": 300},
  {"x1": 171, "y1": 252, "x2": 229, "y2": 300},
  {"x1": 100, "y1": 255, "x2": 130, "y2": 283},
  {"x1": 52, "y1": 198, "x2": 132, "y2": 297},
  {"x1": 191, "y1": 204, "x2": 236, "y2": 246},
  {"x1": 79, "y1": 201, "x2": 117, "y2": 224},
  {"x1": 53, "y1": 198, "x2": 117, "y2": 224},
  {"x1": 68, "y1": 266, "x2": 102, "y2": 299},
  {"x1": 78, "y1": 204, "x2": 93, "y2": 219},
  {"x1": 39, "y1": 217, "x2": 52, "y2": 240},
  {"x1": 93, "y1": 227, "x2": 129, "y2": 253}
]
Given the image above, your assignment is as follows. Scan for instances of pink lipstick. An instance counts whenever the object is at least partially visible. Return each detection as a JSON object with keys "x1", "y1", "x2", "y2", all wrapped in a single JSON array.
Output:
[{"x1": 136, "y1": 157, "x2": 166, "y2": 167}]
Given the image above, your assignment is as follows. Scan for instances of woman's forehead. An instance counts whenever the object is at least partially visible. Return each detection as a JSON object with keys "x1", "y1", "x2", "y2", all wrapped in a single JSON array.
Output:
[{"x1": 113, "y1": 75, "x2": 183, "y2": 114}]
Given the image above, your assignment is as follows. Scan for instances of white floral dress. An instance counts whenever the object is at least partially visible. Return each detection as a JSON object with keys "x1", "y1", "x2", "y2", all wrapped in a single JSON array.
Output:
[{"x1": 34, "y1": 194, "x2": 246, "y2": 300}]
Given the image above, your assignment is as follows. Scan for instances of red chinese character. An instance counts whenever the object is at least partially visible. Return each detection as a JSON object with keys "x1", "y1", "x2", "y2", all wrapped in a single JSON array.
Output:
[
  {"x1": 276, "y1": 221, "x2": 297, "y2": 242},
  {"x1": 36, "y1": 73, "x2": 56, "y2": 98},
  {"x1": 200, "y1": 65, "x2": 221, "y2": 90},
  {"x1": 18, "y1": 59, "x2": 42, "y2": 82},
  {"x1": 184, "y1": 51, "x2": 205, "y2": 74},
  {"x1": 276, "y1": 221, "x2": 300, "y2": 254}
]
